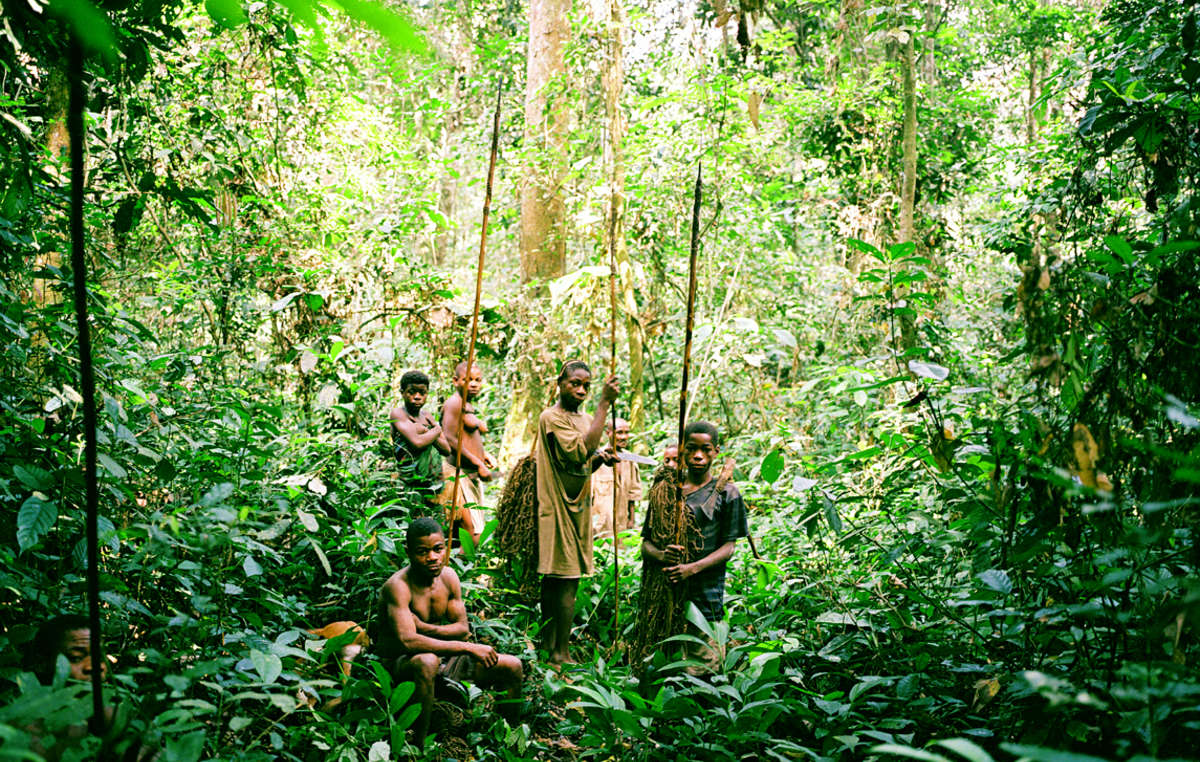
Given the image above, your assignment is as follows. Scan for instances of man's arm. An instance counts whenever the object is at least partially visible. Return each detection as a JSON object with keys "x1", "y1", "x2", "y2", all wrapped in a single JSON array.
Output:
[
  {"x1": 642, "y1": 539, "x2": 687, "y2": 566},
  {"x1": 390, "y1": 409, "x2": 442, "y2": 448},
  {"x1": 384, "y1": 576, "x2": 494, "y2": 664},
  {"x1": 582, "y1": 376, "x2": 620, "y2": 452},
  {"x1": 441, "y1": 396, "x2": 489, "y2": 471},
  {"x1": 413, "y1": 571, "x2": 471, "y2": 640},
  {"x1": 665, "y1": 540, "x2": 736, "y2": 583}
]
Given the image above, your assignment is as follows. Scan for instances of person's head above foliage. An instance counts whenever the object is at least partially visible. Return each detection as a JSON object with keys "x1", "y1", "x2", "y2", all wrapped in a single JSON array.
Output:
[
  {"x1": 555, "y1": 359, "x2": 592, "y2": 412},
  {"x1": 452, "y1": 361, "x2": 483, "y2": 400},
  {"x1": 406, "y1": 517, "x2": 448, "y2": 582},
  {"x1": 400, "y1": 369, "x2": 430, "y2": 391},
  {"x1": 30, "y1": 614, "x2": 106, "y2": 683},
  {"x1": 681, "y1": 421, "x2": 720, "y2": 481}
]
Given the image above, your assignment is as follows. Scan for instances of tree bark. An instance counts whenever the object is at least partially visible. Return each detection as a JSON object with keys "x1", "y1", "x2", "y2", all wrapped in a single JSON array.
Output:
[
  {"x1": 598, "y1": 0, "x2": 644, "y2": 431},
  {"x1": 520, "y1": 0, "x2": 570, "y2": 283}
]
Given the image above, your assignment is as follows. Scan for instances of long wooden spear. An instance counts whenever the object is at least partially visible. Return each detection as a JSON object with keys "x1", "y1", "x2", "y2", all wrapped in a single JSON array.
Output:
[
  {"x1": 450, "y1": 86, "x2": 502, "y2": 533},
  {"x1": 674, "y1": 163, "x2": 702, "y2": 548},
  {"x1": 606, "y1": 153, "x2": 621, "y2": 638},
  {"x1": 67, "y1": 36, "x2": 105, "y2": 732}
]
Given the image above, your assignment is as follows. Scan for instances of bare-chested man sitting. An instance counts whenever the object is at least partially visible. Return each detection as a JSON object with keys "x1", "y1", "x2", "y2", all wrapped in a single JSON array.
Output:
[{"x1": 377, "y1": 517, "x2": 523, "y2": 745}]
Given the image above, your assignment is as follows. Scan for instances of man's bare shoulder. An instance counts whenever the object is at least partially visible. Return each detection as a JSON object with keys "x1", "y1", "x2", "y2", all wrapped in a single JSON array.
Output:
[
  {"x1": 437, "y1": 565, "x2": 462, "y2": 591},
  {"x1": 382, "y1": 568, "x2": 411, "y2": 600}
]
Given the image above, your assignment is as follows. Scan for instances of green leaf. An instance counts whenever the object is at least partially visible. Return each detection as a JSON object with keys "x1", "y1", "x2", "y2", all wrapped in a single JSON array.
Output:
[
  {"x1": 761, "y1": 449, "x2": 784, "y2": 484},
  {"x1": 870, "y1": 745, "x2": 953, "y2": 762},
  {"x1": 164, "y1": 730, "x2": 206, "y2": 762},
  {"x1": 205, "y1": 0, "x2": 247, "y2": 28},
  {"x1": 243, "y1": 556, "x2": 263, "y2": 577},
  {"x1": 935, "y1": 738, "x2": 995, "y2": 762},
  {"x1": 908, "y1": 360, "x2": 949, "y2": 381},
  {"x1": 47, "y1": 0, "x2": 118, "y2": 59},
  {"x1": 250, "y1": 650, "x2": 282, "y2": 684},
  {"x1": 1102, "y1": 235, "x2": 1133, "y2": 263},
  {"x1": 999, "y1": 744, "x2": 1111, "y2": 762},
  {"x1": 13, "y1": 464, "x2": 52, "y2": 491},
  {"x1": 326, "y1": 0, "x2": 427, "y2": 54},
  {"x1": 978, "y1": 569, "x2": 1012, "y2": 594},
  {"x1": 388, "y1": 681, "x2": 415, "y2": 714},
  {"x1": 392, "y1": 701, "x2": 423, "y2": 731},
  {"x1": 98, "y1": 453, "x2": 127, "y2": 479},
  {"x1": 17, "y1": 496, "x2": 57, "y2": 552}
]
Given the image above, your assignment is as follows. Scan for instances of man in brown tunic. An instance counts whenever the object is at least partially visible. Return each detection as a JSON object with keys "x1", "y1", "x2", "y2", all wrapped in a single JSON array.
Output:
[{"x1": 536, "y1": 360, "x2": 618, "y2": 664}]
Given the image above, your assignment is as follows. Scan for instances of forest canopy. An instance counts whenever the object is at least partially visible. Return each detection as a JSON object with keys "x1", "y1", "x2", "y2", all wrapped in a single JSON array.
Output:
[{"x1": 0, "y1": 0, "x2": 1197, "y2": 760}]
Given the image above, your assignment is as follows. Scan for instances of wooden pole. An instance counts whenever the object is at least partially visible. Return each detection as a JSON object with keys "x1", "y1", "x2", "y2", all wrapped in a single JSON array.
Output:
[
  {"x1": 451, "y1": 86, "x2": 502, "y2": 529},
  {"x1": 67, "y1": 36, "x2": 105, "y2": 733},
  {"x1": 606, "y1": 143, "x2": 621, "y2": 638},
  {"x1": 674, "y1": 164, "x2": 702, "y2": 547}
]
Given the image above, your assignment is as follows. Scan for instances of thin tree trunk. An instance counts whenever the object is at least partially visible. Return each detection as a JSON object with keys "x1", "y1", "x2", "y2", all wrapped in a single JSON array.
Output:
[
  {"x1": 598, "y1": 0, "x2": 644, "y2": 431},
  {"x1": 1026, "y1": 49, "x2": 1038, "y2": 145},
  {"x1": 922, "y1": 0, "x2": 939, "y2": 86},
  {"x1": 898, "y1": 29, "x2": 919, "y2": 351}
]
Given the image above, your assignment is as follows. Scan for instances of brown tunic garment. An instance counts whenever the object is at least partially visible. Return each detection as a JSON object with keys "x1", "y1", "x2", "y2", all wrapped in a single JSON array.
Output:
[
  {"x1": 536, "y1": 405, "x2": 594, "y2": 577},
  {"x1": 591, "y1": 459, "x2": 644, "y2": 537}
]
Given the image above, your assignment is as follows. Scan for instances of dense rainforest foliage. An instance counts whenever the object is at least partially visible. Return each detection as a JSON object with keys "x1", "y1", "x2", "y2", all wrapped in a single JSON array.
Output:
[{"x1": 0, "y1": 0, "x2": 1197, "y2": 759}]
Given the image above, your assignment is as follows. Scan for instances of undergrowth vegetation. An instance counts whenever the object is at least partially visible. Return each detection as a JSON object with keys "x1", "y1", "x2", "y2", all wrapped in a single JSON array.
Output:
[{"x1": 2, "y1": 0, "x2": 1198, "y2": 760}]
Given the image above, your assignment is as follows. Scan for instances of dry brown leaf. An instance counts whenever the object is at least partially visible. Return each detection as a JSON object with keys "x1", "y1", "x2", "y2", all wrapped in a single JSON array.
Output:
[
  {"x1": 714, "y1": 9, "x2": 735, "y2": 27},
  {"x1": 1037, "y1": 268, "x2": 1051, "y2": 290},
  {"x1": 972, "y1": 678, "x2": 1000, "y2": 709},
  {"x1": 1071, "y1": 422, "x2": 1100, "y2": 488},
  {"x1": 747, "y1": 91, "x2": 762, "y2": 130}
]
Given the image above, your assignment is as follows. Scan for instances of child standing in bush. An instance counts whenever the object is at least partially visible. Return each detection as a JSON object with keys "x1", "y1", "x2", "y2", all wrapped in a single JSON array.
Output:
[
  {"x1": 390, "y1": 370, "x2": 449, "y2": 511},
  {"x1": 642, "y1": 421, "x2": 747, "y2": 668}
]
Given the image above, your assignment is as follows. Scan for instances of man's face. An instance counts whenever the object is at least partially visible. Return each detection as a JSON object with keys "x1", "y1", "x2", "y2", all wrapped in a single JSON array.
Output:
[
  {"x1": 409, "y1": 532, "x2": 447, "y2": 579},
  {"x1": 663, "y1": 446, "x2": 679, "y2": 471},
  {"x1": 558, "y1": 368, "x2": 591, "y2": 410},
  {"x1": 613, "y1": 422, "x2": 630, "y2": 449},
  {"x1": 61, "y1": 628, "x2": 105, "y2": 682},
  {"x1": 682, "y1": 433, "x2": 717, "y2": 478},
  {"x1": 402, "y1": 383, "x2": 428, "y2": 411},
  {"x1": 456, "y1": 367, "x2": 484, "y2": 400}
]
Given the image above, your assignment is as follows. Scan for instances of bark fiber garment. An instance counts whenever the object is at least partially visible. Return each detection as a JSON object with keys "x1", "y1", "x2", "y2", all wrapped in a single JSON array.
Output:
[{"x1": 536, "y1": 406, "x2": 594, "y2": 577}]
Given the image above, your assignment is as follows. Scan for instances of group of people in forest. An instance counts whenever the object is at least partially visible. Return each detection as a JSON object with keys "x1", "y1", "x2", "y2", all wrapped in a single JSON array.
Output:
[
  {"x1": 384, "y1": 359, "x2": 748, "y2": 742},
  {"x1": 28, "y1": 359, "x2": 748, "y2": 752}
]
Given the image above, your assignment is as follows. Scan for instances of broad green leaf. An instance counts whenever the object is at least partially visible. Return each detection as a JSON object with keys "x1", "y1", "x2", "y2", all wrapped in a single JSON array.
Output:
[
  {"x1": 17, "y1": 496, "x2": 57, "y2": 552},
  {"x1": 1102, "y1": 235, "x2": 1133, "y2": 263},
  {"x1": 772, "y1": 328, "x2": 797, "y2": 348},
  {"x1": 368, "y1": 741, "x2": 390, "y2": 762},
  {"x1": 164, "y1": 730, "x2": 205, "y2": 762},
  {"x1": 870, "y1": 745, "x2": 952, "y2": 762},
  {"x1": 48, "y1": 0, "x2": 117, "y2": 59},
  {"x1": 205, "y1": 0, "x2": 247, "y2": 28},
  {"x1": 935, "y1": 738, "x2": 995, "y2": 762},
  {"x1": 761, "y1": 449, "x2": 784, "y2": 484},
  {"x1": 978, "y1": 569, "x2": 1012, "y2": 594},
  {"x1": 999, "y1": 744, "x2": 1110, "y2": 762},
  {"x1": 908, "y1": 360, "x2": 949, "y2": 381},
  {"x1": 13, "y1": 465, "x2": 52, "y2": 491},
  {"x1": 243, "y1": 556, "x2": 263, "y2": 577},
  {"x1": 392, "y1": 701, "x2": 423, "y2": 731},
  {"x1": 296, "y1": 509, "x2": 319, "y2": 532},
  {"x1": 98, "y1": 452, "x2": 127, "y2": 479},
  {"x1": 250, "y1": 650, "x2": 282, "y2": 684}
]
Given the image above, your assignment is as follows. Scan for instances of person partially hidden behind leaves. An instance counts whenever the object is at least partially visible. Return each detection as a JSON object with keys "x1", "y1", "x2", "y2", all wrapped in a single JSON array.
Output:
[
  {"x1": 24, "y1": 614, "x2": 156, "y2": 761},
  {"x1": 377, "y1": 518, "x2": 523, "y2": 746}
]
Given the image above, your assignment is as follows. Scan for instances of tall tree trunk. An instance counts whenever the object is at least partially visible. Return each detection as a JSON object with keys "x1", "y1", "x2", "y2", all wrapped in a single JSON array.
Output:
[
  {"x1": 598, "y1": 0, "x2": 644, "y2": 432},
  {"x1": 502, "y1": 0, "x2": 572, "y2": 462},
  {"x1": 898, "y1": 28, "x2": 919, "y2": 351},
  {"x1": 520, "y1": 0, "x2": 570, "y2": 283},
  {"x1": 1026, "y1": 49, "x2": 1038, "y2": 145},
  {"x1": 922, "y1": 0, "x2": 939, "y2": 86}
]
